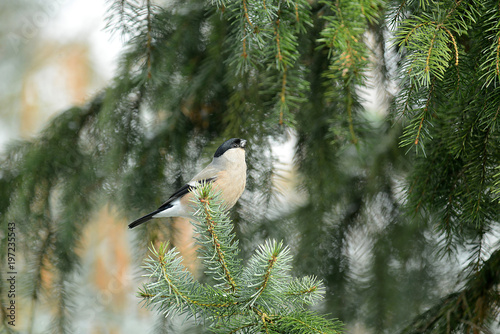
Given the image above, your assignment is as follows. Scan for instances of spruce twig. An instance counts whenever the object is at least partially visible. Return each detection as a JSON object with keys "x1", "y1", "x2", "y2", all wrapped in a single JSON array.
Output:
[{"x1": 138, "y1": 183, "x2": 342, "y2": 333}]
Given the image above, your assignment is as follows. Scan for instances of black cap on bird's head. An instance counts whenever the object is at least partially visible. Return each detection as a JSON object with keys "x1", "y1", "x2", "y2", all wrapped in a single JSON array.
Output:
[{"x1": 214, "y1": 138, "x2": 247, "y2": 158}]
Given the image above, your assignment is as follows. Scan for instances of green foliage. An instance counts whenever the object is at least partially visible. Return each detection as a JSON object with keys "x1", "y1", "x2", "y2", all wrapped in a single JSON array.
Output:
[
  {"x1": 318, "y1": 0, "x2": 383, "y2": 144},
  {"x1": 390, "y1": 1, "x2": 500, "y2": 331},
  {"x1": 140, "y1": 183, "x2": 341, "y2": 333},
  {"x1": 401, "y1": 248, "x2": 500, "y2": 334},
  {"x1": 395, "y1": 0, "x2": 500, "y2": 265},
  {"x1": 1, "y1": 0, "x2": 499, "y2": 333}
]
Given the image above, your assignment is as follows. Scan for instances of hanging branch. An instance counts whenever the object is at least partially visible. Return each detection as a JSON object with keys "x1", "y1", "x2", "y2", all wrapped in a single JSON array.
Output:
[{"x1": 402, "y1": 248, "x2": 500, "y2": 334}]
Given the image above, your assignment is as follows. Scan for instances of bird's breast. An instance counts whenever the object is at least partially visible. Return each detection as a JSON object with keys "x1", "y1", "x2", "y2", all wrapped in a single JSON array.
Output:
[{"x1": 214, "y1": 164, "x2": 246, "y2": 209}]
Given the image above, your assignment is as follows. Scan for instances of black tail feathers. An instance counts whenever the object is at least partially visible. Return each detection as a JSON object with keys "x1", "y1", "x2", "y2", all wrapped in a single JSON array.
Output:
[{"x1": 128, "y1": 211, "x2": 158, "y2": 229}]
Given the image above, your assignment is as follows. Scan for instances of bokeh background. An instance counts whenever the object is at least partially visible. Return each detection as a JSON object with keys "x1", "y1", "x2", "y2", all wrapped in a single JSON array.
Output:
[
  {"x1": 0, "y1": 0, "x2": 146, "y2": 332},
  {"x1": 1, "y1": 0, "x2": 499, "y2": 333}
]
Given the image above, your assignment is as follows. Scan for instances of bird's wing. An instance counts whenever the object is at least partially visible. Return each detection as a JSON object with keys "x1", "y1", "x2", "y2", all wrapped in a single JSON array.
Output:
[
  {"x1": 190, "y1": 164, "x2": 220, "y2": 182},
  {"x1": 157, "y1": 176, "x2": 217, "y2": 211},
  {"x1": 128, "y1": 164, "x2": 222, "y2": 229}
]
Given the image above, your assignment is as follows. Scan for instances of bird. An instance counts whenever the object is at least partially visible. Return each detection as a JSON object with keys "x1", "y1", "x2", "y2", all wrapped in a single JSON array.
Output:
[{"x1": 128, "y1": 138, "x2": 247, "y2": 229}]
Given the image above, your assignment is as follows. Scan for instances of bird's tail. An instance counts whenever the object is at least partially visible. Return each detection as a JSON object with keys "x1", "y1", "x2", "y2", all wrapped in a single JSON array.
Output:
[{"x1": 128, "y1": 210, "x2": 160, "y2": 229}]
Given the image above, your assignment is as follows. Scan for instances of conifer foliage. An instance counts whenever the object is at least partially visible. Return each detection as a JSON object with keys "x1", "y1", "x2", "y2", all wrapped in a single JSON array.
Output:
[
  {"x1": 140, "y1": 183, "x2": 342, "y2": 333},
  {"x1": 0, "y1": 0, "x2": 499, "y2": 333},
  {"x1": 394, "y1": 0, "x2": 500, "y2": 266}
]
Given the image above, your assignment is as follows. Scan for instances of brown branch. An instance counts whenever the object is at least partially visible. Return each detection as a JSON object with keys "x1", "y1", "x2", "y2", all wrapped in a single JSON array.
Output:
[
  {"x1": 496, "y1": 35, "x2": 500, "y2": 77},
  {"x1": 140, "y1": 291, "x2": 238, "y2": 308},
  {"x1": 251, "y1": 252, "x2": 278, "y2": 303},
  {"x1": 201, "y1": 198, "x2": 238, "y2": 292},
  {"x1": 425, "y1": 25, "x2": 440, "y2": 76},
  {"x1": 275, "y1": 14, "x2": 283, "y2": 64},
  {"x1": 442, "y1": 26, "x2": 459, "y2": 66},
  {"x1": 286, "y1": 285, "x2": 318, "y2": 296},
  {"x1": 415, "y1": 77, "x2": 436, "y2": 145},
  {"x1": 242, "y1": 0, "x2": 253, "y2": 27}
]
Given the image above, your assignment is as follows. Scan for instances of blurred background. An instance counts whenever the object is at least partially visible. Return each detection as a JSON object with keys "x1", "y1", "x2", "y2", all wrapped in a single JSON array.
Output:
[
  {"x1": 0, "y1": 0, "x2": 121, "y2": 146},
  {"x1": 1, "y1": 0, "x2": 499, "y2": 333},
  {"x1": 0, "y1": 0, "x2": 146, "y2": 332}
]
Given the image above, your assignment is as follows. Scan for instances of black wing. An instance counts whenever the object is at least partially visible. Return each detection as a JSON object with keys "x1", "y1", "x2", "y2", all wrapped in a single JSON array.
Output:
[
  {"x1": 128, "y1": 177, "x2": 216, "y2": 229},
  {"x1": 157, "y1": 177, "x2": 216, "y2": 210}
]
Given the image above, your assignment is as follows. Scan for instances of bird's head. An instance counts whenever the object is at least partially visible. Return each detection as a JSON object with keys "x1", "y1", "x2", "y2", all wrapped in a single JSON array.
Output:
[{"x1": 213, "y1": 138, "x2": 247, "y2": 158}]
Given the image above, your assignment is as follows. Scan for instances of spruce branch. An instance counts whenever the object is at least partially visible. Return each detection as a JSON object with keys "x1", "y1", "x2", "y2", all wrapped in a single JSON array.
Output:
[
  {"x1": 401, "y1": 248, "x2": 500, "y2": 334},
  {"x1": 241, "y1": 239, "x2": 292, "y2": 311},
  {"x1": 210, "y1": 0, "x2": 311, "y2": 125},
  {"x1": 285, "y1": 276, "x2": 325, "y2": 306},
  {"x1": 6, "y1": 0, "x2": 500, "y2": 332},
  {"x1": 140, "y1": 242, "x2": 236, "y2": 317},
  {"x1": 269, "y1": 311, "x2": 344, "y2": 334},
  {"x1": 138, "y1": 183, "x2": 342, "y2": 333},
  {"x1": 317, "y1": 0, "x2": 377, "y2": 146},
  {"x1": 190, "y1": 183, "x2": 241, "y2": 292}
]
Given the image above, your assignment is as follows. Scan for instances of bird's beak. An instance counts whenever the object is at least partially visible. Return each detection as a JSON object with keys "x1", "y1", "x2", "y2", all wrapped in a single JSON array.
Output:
[{"x1": 240, "y1": 139, "x2": 247, "y2": 148}]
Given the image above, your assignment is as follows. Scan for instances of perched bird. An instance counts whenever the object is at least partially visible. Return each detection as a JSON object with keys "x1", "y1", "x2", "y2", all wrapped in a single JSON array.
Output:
[{"x1": 128, "y1": 138, "x2": 247, "y2": 229}]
